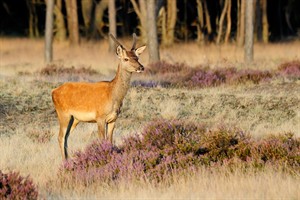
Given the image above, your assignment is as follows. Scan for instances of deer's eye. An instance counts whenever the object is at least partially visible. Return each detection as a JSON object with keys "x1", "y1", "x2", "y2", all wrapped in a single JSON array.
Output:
[{"x1": 124, "y1": 58, "x2": 129, "y2": 61}]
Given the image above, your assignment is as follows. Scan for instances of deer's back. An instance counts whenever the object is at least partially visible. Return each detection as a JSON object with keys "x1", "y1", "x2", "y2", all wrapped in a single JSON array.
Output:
[{"x1": 52, "y1": 82, "x2": 112, "y2": 114}]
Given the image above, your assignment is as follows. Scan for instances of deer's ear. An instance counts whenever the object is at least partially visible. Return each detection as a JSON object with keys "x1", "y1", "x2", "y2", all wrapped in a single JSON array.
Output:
[
  {"x1": 135, "y1": 45, "x2": 146, "y2": 56},
  {"x1": 116, "y1": 45, "x2": 124, "y2": 58}
]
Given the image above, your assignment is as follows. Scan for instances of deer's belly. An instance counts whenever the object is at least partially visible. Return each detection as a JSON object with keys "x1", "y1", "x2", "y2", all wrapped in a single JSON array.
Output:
[{"x1": 71, "y1": 110, "x2": 97, "y2": 122}]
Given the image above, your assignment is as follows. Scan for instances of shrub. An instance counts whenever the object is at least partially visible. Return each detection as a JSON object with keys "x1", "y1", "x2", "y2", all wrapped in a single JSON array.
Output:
[
  {"x1": 186, "y1": 68, "x2": 226, "y2": 88},
  {"x1": 146, "y1": 61, "x2": 275, "y2": 88},
  {"x1": 146, "y1": 61, "x2": 195, "y2": 87},
  {"x1": 278, "y1": 60, "x2": 300, "y2": 79},
  {"x1": 40, "y1": 64, "x2": 99, "y2": 76},
  {"x1": 27, "y1": 129, "x2": 53, "y2": 143},
  {"x1": 59, "y1": 120, "x2": 300, "y2": 186},
  {"x1": 131, "y1": 80, "x2": 170, "y2": 88},
  {"x1": 146, "y1": 61, "x2": 190, "y2": 75},
  {"x1": 0, "y1": 170, "x2": 38, "y2": 199},
  {"x1": 253, "y1": 134, "x2": 300, "y2": 167},
  {"x1": 228, "y1": 69, "x2": 273, "y2": 84}
]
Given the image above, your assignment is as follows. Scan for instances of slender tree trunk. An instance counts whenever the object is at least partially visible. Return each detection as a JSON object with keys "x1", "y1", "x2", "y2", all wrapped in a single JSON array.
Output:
[
  {"x1": 245, "y1": 0, "x2": 254, "y2": 62},
  {"x1": 65, "y1": 0, "x2": 79, "y2": 45},
  {"x1": 163, "y1": 0, "x2": 177, "y2": 46},
  {"x1": 109, "y1": 0, "x2": 116, "y2": 52},
  {"x1": 26, "y1": 0, "x2": 39, "y2": 38},
  {"x1": 196, "y1": 0, "x2": 205, "y2": 45},
  {"x1": 237, "y1": 0, "x2": 240, "y2": 41},
  {"x1": 161, "y1": 0, "x2": 177, "y2": 46},
  {"x1": 146, "y1": 0, "x2": 160, "y2": 62},
  {"x1": 217, "y1": 0, "x2": 228, "y2": 44},
  {"x1": 224, "y1": 0, "x2": 231, "y2": 44},
  {"x1": 130, "y1": 0, "x2": 147, "y2": 43},
  {"x1": 54, "y1": 0, "x2": 66, "y2": 41},
  {"x1": 238, "y1": 0, "x2": 245, "y2": 46},
  {"x1": 45, "y1": 0, "x2": 54, "y2": 63},
  {"x1": 254, "y1": 0, "x2": 261, "y2": 41},
  {"x1": 94, "y1": 0, "x2": 109, "y2": 38},
  {"x1": 81, "y1": 0, "x2": 93, "y2": 36},
  {"x1": 261, "y1": 0, "x2": 268, "y2": 43},
  {"x1": 203, "y1": 0, "x2": 212, "y2": 35}
]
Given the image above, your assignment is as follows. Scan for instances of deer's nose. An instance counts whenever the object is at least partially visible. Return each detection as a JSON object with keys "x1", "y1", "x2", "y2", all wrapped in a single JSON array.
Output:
[{"x1": 139, "y1": 65, "x2": 144, "y2": 72}]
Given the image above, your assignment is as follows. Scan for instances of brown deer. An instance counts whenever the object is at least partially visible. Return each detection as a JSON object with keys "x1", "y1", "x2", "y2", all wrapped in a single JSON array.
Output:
[{"x1": 52, "y1": 34, "x2": 146, "y2": 160}]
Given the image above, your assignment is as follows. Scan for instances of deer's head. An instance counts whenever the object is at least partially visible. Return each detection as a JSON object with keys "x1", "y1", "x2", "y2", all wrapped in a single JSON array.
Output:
[{"x1": 110, "y1": 33, "x2": 146, "y2": 73}]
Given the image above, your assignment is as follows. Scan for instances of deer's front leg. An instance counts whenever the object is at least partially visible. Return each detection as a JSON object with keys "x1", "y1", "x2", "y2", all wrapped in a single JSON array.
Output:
[
  {"x1": 106, "y1": 111, "x2": 118, "y2": 123},
  {"x1": 106, "y1": 103, "x2": 122, "y2": 123},
  {"x1": 97, "y1": 119, "x2": 106, "y2": 140}
]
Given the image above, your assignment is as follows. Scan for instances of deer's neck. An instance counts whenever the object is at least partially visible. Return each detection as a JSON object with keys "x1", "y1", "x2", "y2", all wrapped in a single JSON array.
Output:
[{"x1": 111, "y1": 64, "x2": 132, "y2": 105}]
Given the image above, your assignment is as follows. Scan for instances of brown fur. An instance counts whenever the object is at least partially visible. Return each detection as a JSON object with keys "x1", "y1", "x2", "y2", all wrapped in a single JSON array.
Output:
[{"x1": 52, "y1": 38, "x2": 146, "y2": 160}]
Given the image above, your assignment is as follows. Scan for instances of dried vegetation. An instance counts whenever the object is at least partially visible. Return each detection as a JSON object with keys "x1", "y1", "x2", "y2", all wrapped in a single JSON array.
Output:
[{"x1": 0, "y1": 39, "x2": 299, "y2": 199}]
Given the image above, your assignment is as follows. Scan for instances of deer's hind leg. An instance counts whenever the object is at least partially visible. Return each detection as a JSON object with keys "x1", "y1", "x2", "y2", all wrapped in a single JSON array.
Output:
[
  {"x1": 57, "y1": 112, "x2": 79, "y2": 160},
  {"x1": 107, "y1": 122, "x2": 116, "y2": 143},
  {"x1": 97, "y1": 119, "x2": 106, "y2": 141}
]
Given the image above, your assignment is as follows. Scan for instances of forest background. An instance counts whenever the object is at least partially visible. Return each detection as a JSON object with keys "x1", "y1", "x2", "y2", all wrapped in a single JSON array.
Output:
[{"x1": 1, "y1": 0, "x2": 300, "y2": 45}]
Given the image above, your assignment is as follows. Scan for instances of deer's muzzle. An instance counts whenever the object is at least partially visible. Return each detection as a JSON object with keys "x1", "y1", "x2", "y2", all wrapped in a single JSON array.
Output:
[{"x1": 137, "y1": 65, "x2": 144, "y2": 73}]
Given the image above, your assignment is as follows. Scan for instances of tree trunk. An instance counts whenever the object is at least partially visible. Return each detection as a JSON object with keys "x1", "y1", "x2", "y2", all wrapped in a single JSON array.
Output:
[
  {"x1": 94, "y1": 0, "x2": 109, "y2": 38},
  {"x1": 224, "y1": 0, "x2": 231, "y2": 44},
  {"x1": 162, "y1": 0, "x2": 177, "y2": 46},
  {"x1": 45, "y1": 0, "x2": 54, "y2": 63},
  {"x1": 26, "y1": 0, "x2": 39, "y2": 38},
  {"x1": 130, "y1": 0, "x2": 147, "y2": 43},
  {"x1": 196, "y1": 0, "x2": 205, "y2": 45},
  {"x1": 254, "y1": 0, "x2": 261, "y2": 41},
  {"x1": 216, "y1": 0, "x2": 228, "y2": 44},
  {"x1": 160, "y1": 0, "x2": 177, "y2": 46},
  {"x1": 146, "y1": 0, "x2": 160, "y2": 62},
  {"x1": 109, "y1": 0, "x2": 116, "y2": 52},
  {"x1": 54, "y1": 0, "x2": 66, "y2": 41},
  {"x1": 245, "y1": 0, "x2": 254, "y2": 62},
  {"x1": 237, "y1": 0, "x2": 245, "y2": 46},
  {"x1": 65, "y1": 0, "x2": 79, "y2": 45},
  {"x1": 81, "y1": 0, "x2": 93, "y2": 36},
  {"x1": 203, "y1": 0, "x2": 212, "y2": 35},
  {"x1": 261, "y1": 0, "x2": 268, "y2": 43}
]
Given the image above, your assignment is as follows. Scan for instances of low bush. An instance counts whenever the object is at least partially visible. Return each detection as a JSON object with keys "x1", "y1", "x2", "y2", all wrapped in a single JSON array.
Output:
[
  {"x1": 0, "y1": 170, "x2": 38, "y2": 199},
  {"x1": 27, "y1": 129, "x2": 53, "y2": 143},
  {"x1": 144, "y1": 61, "x2": 300, "y2": 88},
  {"x1": 278, "y1": 60, "x2": 300, "y2": 79},
  {"x1": 59, "y1": 120, "x2": 300, "y2": 186},
  {"x1": 40, "y1": 64, "x2": 99, "y2": 76}
]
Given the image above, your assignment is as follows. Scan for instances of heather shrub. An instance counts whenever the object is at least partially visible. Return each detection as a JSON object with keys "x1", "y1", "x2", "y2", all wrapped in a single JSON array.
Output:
[
  {"x1": 0, "y1": 170, "x2": 38, "y2": 199},
  {"x1": 27, "y1": 129, "x2": 53, "y2": 143},
  {"x1": 278, "y1": 60, "x2": 300, "y2": 79},
  {"x1": 146, "y1": 61, "x2": 195, "y2": 86},
  {"x1": 186, "y1": 68, "x2": 226, "y2": 88},
  {"x1": 59, "y1": 120, "x2": 300, "y2": 186},
  {"x1": 146, "y1": 61, "x2": 190, "y2": 75},
  {"x1": 146, "y1": 61, "x2": 275, "y2": 88},
  {"x1": 40, "y1": 64, "x2": 99, "y2": 76},
  {"x1": 131, "y1": 80, "x2": 170, "y2": 88},
  {"x1": 228, "y1": 69, "x2": 273, "y2": 84},
  {"x1": 198, "y1": 128, "x2": 250, "y2": 163},
  {"x1": 253, "y1": 133, "x2": 300, "y2": 167},
  {"x1": 60, "y1": 121, "x2": 207, "y2": 184},
  {"x1": 62, "y1": 140, "x2": 122, "y2": 183}
]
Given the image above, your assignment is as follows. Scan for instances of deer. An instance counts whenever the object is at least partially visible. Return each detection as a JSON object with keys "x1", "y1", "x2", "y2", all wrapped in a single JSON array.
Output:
[{"x1": 52, "y1": 34, "x2": 146, "y2": 160}]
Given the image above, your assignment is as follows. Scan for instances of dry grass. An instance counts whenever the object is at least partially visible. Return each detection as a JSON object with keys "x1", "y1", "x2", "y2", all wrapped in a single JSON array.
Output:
[
  {"x1": 0, "y1": 38, "x2": 300, "y2": 199},
  {"x1": 1, "y1": 38, "x2": 300, "y2": 76}
]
